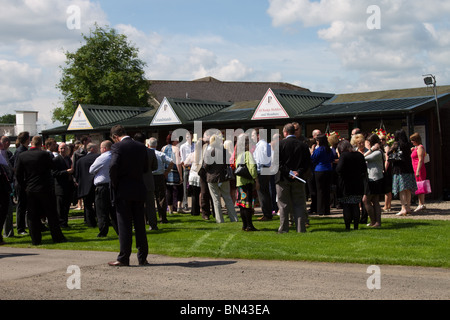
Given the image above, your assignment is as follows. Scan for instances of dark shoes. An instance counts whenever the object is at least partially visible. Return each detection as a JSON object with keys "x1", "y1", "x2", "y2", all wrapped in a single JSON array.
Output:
[
  {"x1": 108, "y1": 260, "x2": 150, "y2": 267},
  {"x1": 242, "y1": 226, "x2": 258, "y2": 231},
  {"x1": 257, "y1": 216, "x2": 272, "y2": 221},
  {"x1": 108, "y1": 260, "x2": 129, "y2": 267},
  {"x1": 54, "y1": 237, "x2": 68, "y2": 243}
]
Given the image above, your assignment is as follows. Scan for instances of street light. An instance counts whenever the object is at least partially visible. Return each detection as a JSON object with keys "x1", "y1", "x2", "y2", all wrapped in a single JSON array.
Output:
[
  {"x1": 423, "y1": 74, "x2": 441, "y2": 144},
  {"x1": 424, "y1": 76, "x2": 434, "y2": 86}
]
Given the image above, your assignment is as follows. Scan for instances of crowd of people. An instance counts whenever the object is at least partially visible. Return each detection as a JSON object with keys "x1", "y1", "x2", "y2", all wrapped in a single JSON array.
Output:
[{"x1": 0, "y1": 122, "x2": 430, "y2": 251}]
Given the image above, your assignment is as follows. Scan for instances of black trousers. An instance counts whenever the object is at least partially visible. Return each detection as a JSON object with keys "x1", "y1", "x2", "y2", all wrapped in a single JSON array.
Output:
[
  {"x1": 257, "y1": 174, "x2": 273, "y2": 218},
  {"x1": 153, "y1": 175, "x2": 168, "y2": 222},
  {"x1": 315, "y1": 170, "x2": 332, "y2": 215},
  {"x1": 307, "y1": 173, "x2": 317, "y2": 213},
  {"x1": 190, "y1": 185, "x2": 200, "y2": 215},
  {"x1": 200, "y1": 176, "x2": 214, "y2": 217},
  {"x1": 342, "y1": 203, "x2": 360, "y2": 230},
  {"x1": 26, "y1": 191, "x2": 65, "y2": 245},
  {"x1": 144, "y1": 189, "x2": 157, "y2": 229},
  {"x1": 0, "y1": 192, "x2": 9, "y2": 242},
  {"x1": 115, "y1": 198, "x2": 148, "y2": 265},
  {"x1": 15, "y1": 184, "x2": 27, "y2": 233},
  {"x1": 55, "y1": 193, "x2": 71, "y2": 227},
  {"x1": 95, "y1": 184, "x2": 118, "y2": 236},
  {"x1": 83, "y1": 188, "x2": 97, "y2": 227}
]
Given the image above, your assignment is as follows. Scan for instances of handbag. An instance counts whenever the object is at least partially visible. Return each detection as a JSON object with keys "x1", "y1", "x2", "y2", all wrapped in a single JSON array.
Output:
[
  {"x1": 415, "y1": 179, "x2": 431, "y2": 195},
  {"x1": 234, "y1": 163, "x2": 253, "y2": 180}
]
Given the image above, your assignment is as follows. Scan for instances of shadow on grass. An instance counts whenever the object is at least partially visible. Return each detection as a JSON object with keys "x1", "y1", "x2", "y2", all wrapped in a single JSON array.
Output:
[{"x1": 305, "y1": 217, "x2": 432, "y2": 232}]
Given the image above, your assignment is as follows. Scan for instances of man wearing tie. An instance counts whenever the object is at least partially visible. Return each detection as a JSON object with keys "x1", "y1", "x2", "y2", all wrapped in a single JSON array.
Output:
[{"x1": 108, "y1": 125, "x2": 149, "y2": 267}]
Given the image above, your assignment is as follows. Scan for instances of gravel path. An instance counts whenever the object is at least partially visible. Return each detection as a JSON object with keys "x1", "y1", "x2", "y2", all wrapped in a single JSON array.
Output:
[
  {"x1": 0, "y1": 247, "x2": 449, "y2": 302},
  {"x1": 0, "y1": 200, "x2": 448, "y2": 305}
]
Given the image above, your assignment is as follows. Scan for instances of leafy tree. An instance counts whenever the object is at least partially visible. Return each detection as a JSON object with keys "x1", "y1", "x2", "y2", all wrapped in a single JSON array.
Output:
[
  {"x1": 54, "y1": 25, "x2": 150, "y2": 124},
  {"x1": 0, "y1": 114, "x2": 16, "y2": 124}
]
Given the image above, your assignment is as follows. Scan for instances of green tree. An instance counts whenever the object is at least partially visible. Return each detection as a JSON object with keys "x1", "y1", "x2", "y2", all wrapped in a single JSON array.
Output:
[
  {"x1": 0, "y1": 114, "x2": 16, "y2": 124},
  {"x1": 54, "y1": 25, "x2": 150, "y2": 124}
]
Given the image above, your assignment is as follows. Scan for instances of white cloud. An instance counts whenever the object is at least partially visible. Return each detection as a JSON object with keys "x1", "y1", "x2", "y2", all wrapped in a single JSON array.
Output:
[
  {"x1": 0, "y1": 0, "x2": 108, "y2": 126},
  {"x1": 115, "y1": 25, "x2": 257, "y2": 82},
  {"x1": 0, "y1": 60, "x2": 42, "y2": 104},
  {"x1": 267, "y1": 0, "x2": 450, "y2": 92},
  {"x1": 0, "y1": 0, "x2": 107, "y2": 42}
]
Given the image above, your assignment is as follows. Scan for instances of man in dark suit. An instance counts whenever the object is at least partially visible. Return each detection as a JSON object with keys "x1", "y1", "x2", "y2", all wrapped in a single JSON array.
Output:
[
  {"x1": 0, "y1": 140, "x2": 12, "y2": 245},
  {"x1": 72, "y1": 135, "x2": 91, "y2": 167},
  {"x1": 12, "y1": 131, "x2": 30, "y2": 235},
  {"x1": 15, "y1": 136, "x2": 66, "y2": 245},
  {"x1": 1, "y1": 136, "x2": 15, "y2": 239},
  {"x1": 52, "y1": 142, "x2": 74, "y2": 228},
  {"x1": 75, "y1": 143, "x2": 99, "y2": 228},
  {"x1": 276, "y1": 123, "x2": 312, "y2": 233},
  {"x1": 108, "y1": 125, "x2": 149, "y2": 267},
  {"x1": 133, "y1": 133, "x2": 158, "y2": 230}
]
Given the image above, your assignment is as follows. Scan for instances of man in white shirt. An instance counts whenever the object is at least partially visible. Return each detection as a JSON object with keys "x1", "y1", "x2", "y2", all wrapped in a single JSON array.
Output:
[
  {"x1": 252, "y1": 129, "x2": 273, "y2": 221},
  {"x1": 89, "y1": 140, "x2": 118, "y2": 237},
  {"x1": 180, "y1": 131, "x2": 194, "y2": 211}
]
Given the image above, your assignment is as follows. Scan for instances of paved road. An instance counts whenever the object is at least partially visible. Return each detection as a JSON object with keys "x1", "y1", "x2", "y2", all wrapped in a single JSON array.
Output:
[{"x1": 1, "y1": 246, "x2": 448, "y2": 302}]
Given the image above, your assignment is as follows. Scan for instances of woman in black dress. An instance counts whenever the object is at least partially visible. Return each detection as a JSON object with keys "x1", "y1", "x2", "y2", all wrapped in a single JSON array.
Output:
[{"x1": 335, "y1": 140, "x2": 368, "y2": 230}]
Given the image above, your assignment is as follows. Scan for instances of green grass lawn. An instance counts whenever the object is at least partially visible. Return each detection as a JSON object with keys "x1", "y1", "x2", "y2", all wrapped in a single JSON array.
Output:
[{"x1": 4, "y1": 211, "x2": 449, "y2": 268}]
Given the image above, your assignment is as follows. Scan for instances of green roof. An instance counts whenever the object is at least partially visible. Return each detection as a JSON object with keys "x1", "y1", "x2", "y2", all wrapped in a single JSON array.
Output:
[
  {"x1": 196, "y1": 101, "x2": 260, "y2": 123},
  {"x1": 41, "y1": 84, "x2": 450, "y2": 135},
  {"x1": 329, "y1": 85, "x2": 450, "y2": 104},
  {"x1": 97, "y1": 108, "x2": 157, "y2": 129},
  {"x1": 41, "y1": 104, "x2": 150, "y2": 135},
  {"x1": 271, "y1": 89, "x2": 335, "y2": 117},
  {"x1": 301, "y1": 94, "x2": 450, "y2": 118},
  {"x1": 79, "y1": 104, "x2": 150, "y2": 128},
  {"x1": 165, "y1": 97, "x2": 232, "y2": 123}
]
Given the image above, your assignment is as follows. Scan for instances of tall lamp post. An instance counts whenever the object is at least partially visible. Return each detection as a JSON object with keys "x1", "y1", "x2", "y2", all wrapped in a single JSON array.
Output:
[{"x1": 423, "y1": 74, "x2": 442, "y2": 145}]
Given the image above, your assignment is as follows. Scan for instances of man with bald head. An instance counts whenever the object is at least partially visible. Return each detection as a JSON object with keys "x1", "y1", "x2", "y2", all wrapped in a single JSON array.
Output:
[
  {"x1": 89, "y1": 140, "x2": 118, "y2": 237},
  {"x1": 52, "y1": 142, "x2": 74, "y2": 228}
]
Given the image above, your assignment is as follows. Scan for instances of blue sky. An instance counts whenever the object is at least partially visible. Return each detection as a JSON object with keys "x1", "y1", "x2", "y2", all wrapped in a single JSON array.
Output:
[{"x1": 0, "y1": 0, "x2": 449, "y2": 127}]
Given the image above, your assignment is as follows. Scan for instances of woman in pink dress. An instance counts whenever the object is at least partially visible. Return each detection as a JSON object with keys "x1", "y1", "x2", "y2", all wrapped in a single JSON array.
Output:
[{"x1": 410, "y1": 133, "x2": 427, "y2": 212}]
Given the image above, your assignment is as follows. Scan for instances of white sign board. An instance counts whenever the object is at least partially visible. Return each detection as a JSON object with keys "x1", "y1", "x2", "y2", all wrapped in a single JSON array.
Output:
[
  {"x1": 151, "y1": 98, "x2": 182, "y2": 126},
  {"x1": 252, "y1": 89, "x2": 289, "y2": 120},
  {"x1": 68, "y1": 105, "x2": 93, "y2": 130}
]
